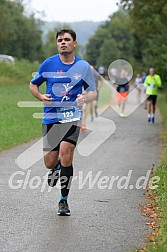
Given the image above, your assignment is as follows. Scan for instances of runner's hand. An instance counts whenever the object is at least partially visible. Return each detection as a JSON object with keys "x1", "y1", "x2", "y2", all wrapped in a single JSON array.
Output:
[
  {"x1": 76, "y1": 93, "x2": 86, "y2": 106},
  {"x1": 40, "y1": 94, "x2": 54, "y2": 104}
]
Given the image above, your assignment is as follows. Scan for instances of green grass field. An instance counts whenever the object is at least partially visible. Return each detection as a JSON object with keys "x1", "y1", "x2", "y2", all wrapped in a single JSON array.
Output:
[
  {"x1": 0, "y1": 84, "x2": 43, "y2": 151},
  {"x1": 0, "y1": 60, "x2": 43, "y2": 151}
]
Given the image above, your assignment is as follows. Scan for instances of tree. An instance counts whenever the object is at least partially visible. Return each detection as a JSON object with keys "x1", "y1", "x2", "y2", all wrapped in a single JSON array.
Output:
[
  {"x1": 85, "y1": 10, "x2": 139, "y2": 69},
  {"x1": 120, "y1": 0, "x2": 167, "y2": 85},
  {"x1": 85, "y1": 27, "x2": 108, "y2": 65},
  {"x1": 0, "y1": 0, "x2": 43, "y2": 61}
]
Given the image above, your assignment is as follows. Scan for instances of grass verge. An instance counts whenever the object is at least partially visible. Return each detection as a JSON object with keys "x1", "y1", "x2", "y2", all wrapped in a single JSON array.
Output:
[
  {"x1": 0, "y1": 60, "x2": 42, "y2": 151},
  {"x1": 138, "y1": 92, "x2": 167, "y2": 251}
]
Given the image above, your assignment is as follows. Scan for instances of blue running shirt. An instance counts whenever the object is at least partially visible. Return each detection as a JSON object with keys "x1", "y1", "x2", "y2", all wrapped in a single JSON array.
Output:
[{"x1": 31, "y1": 55, "x2": 96, "y2": 124}]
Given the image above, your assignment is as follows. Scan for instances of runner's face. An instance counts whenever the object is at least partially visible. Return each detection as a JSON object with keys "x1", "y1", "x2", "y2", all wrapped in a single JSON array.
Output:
[
  {"x1": 57, "y1": 33, "x2": 77, "y2": 54},
  {"x1": 150, "y1": 68, "x2": 155, "y2": 76}
]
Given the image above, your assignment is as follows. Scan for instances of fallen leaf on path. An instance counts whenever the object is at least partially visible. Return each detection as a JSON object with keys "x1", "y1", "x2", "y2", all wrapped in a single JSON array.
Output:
[{"x1": 146, "y1": 221, "x2": 160, "y2": 229}]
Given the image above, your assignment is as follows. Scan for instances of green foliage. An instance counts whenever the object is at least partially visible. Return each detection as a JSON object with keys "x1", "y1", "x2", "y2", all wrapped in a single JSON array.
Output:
[
  {"x1": 119, "y1": 0, "x2": 167, "y2": 85},
  {"x1": 98, "y1": 11, "x2": 137, "y2": 66},
  {"x1": 0, "y1": 0, "x2": 43, "y2": 61},
  {"x1": 42, "y1": 30, "x2": 58, "y2": 59},
  {"x1": 120, "y1": 0, "x2": 167, "y2": 37},
  {"x1": 0, "y1": 59, "x2": 39, "y2": 85},
  {"x1": 85, "y1": 27, "x2": 108, "y2": 65},
  {"x1": 85, "y1": 1, "x2": 167, "y2": 90},
  {"x1": 98, "y1": 38, "x2": 121, "y2": 66},
  {"x1": 85, "y1": 11, "x2": 140, "y2": 68}
]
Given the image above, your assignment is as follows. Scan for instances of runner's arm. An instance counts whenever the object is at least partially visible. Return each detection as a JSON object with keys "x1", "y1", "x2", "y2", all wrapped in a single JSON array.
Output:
[
  {"x1": 155, "y1": 75, "x2": 162, "y2": 88},
  {"x1": 144, "y1": 77, "x2": 149, "y2": 88},
  {"x1": 76, "y1": 90, "x2": 97, "y2": 105},
  {"x1": 84, "y1": 90, "x2": 97, "y2": 102},
  {"x1": 29, "y1": 82, "x2": 54, "y2": 102}
]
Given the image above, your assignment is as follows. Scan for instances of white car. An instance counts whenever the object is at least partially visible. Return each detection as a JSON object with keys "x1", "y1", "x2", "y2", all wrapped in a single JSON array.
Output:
[{"x1": 0, "y1": 54, "x2": 15, "y2": 64}]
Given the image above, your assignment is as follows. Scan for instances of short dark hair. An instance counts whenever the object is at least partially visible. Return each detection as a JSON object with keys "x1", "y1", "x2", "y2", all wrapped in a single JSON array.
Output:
[{"x1": 56, "y1": 29, "x2": 76, "y2": 41}]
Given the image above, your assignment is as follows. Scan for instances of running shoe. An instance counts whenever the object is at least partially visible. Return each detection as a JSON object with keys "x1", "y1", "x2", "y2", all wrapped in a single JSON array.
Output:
[
  {"x1": 48, "y1": 161, "x2": 61, "y2": 187},
  {"x1": 148, "y1": 117, "x2": 151, "y2": 123},
  {"x1": 57, "y1": 200, "x2": 70, "y2": 216},
  {"x1": 152, "y1": 117, "x2": 155, "y2": 124},
  {"x1": 80, "y1": 126, "x2": 87, "y2": 131},
  {"x1": 120, "y1": 113, "x2": 125, "y2": 117}
]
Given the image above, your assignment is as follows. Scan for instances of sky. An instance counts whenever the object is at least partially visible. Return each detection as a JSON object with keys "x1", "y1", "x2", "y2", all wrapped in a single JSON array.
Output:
[{"x1": 29, "y1": 0, "x2": 119, "y2": 22}]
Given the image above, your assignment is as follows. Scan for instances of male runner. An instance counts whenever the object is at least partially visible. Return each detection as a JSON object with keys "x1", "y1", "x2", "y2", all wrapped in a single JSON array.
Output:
[
  {"x1": 29, "y1": 29, "x2": 96, "y2": 215},
  {"x1": 144, "y1": 67, "x2": 162, "y2": 123}
]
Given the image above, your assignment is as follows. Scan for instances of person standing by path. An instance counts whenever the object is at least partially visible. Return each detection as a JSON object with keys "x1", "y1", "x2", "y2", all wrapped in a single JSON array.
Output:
[
  {"x1": 29, "y1": 29, "x2": 96, "y2": 215},
  {"x1": 144, "y1": 67, "x2": 162, "y2": 123}
]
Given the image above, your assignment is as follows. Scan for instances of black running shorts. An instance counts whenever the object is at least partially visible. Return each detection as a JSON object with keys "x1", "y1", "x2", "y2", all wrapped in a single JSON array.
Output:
[
  {"x1": 42, "y1": 121, "x2": 81, "y2": 151},
  {"x1": 147, "y1": 95, "x2": 157, "y2": 106}
]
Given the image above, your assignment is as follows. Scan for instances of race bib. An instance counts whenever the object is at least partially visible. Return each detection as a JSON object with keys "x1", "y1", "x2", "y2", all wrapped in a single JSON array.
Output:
[
  {"x1": 56, "y1": 106, "x2": 82, "y2": 123},
  {"x1": 150, "y1": 84, "x2": 155, "y2": 88}
]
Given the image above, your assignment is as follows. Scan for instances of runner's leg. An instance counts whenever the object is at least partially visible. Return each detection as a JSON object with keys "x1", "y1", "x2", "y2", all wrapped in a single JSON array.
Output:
[{"x1": 59, "y1": 141, "x2": 75, "y2": 201}]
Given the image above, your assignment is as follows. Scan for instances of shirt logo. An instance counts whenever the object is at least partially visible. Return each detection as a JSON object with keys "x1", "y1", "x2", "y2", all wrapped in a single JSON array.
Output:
[
  {"x1": 56, "y1": 70, "x2": 63, "y2": 74},
  {"x1": 61, "y1": 83, "x2": 73, "y2": 102},
  {"x1": 73, "y1": 73, "x2": 81, "y2": 80}
]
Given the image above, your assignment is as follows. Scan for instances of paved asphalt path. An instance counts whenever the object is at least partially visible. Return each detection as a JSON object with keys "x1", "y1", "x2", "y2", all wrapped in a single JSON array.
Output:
[{"x1": 0, "y1": 90, "x2": 162, "y2": 252}]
